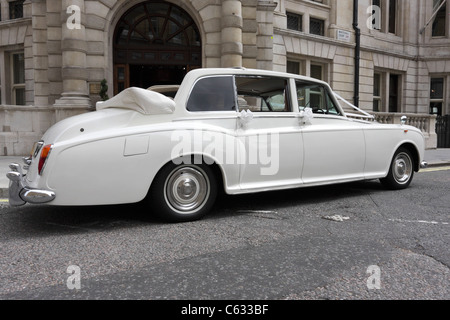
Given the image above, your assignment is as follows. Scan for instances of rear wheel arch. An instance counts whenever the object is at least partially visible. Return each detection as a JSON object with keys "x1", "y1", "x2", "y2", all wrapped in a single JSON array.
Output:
[{"x1": 146, "y1": 155, "x2": 225, "y2": 222}]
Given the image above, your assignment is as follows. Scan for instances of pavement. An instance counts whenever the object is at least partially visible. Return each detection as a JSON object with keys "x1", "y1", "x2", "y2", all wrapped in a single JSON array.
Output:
[{"x1": 1, "y1": 149, "x2": 450, "y2": 199}]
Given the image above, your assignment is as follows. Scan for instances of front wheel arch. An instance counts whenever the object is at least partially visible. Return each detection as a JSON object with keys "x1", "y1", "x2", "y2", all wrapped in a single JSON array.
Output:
[
  {"x1": 380, "y1": 146, "x2": 415, "y2": 190},
  {"x1": 398, "y1": 143, "x2": 420, "y2": 172}
]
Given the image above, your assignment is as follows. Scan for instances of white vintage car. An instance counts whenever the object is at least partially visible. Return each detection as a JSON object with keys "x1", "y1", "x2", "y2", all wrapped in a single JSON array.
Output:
[{"x1": 7, "y1": 68, "x2": 427, "y2": 222}]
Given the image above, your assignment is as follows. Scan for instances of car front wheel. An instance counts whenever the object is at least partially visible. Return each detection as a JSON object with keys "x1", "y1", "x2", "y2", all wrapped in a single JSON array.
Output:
[
  {"x1": 380, "y1": 147, "x2": 415, "y2": 190},
  {"x1": 148, "y1": 162, "x2": 217, "y2": 222}
]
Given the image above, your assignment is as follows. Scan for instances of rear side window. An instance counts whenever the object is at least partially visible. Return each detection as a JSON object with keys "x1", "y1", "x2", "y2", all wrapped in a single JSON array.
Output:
[{"x1": 187, "y1": 76, "x2": 236, "y2": 112}]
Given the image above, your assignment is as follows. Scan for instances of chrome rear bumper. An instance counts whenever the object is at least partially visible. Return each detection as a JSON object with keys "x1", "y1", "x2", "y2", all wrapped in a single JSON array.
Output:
[{"x1": 6, "y1": 163, "x2": 55, "y2": 206}]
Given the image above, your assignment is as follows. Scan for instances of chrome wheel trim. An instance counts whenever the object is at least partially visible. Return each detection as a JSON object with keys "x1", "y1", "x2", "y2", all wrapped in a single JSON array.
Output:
[
  {"x1": 392, "y1": 152, "x2": 413, "y2": 184},
  {"x1": 164, "y1": 166, "x2": 210, "y2": 214}
]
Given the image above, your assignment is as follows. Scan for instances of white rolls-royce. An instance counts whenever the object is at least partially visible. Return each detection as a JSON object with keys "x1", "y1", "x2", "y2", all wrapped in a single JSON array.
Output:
[{"x1": 7, "y1": 68, "x2": 427, "y2": 222}]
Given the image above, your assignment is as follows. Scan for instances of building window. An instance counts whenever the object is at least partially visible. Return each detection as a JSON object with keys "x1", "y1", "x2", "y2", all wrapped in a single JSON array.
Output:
[
  {"x1": 287, "y1": 59, "x2": 328, "y2": 82},
  {"x1": 373, "y1": 73, "x2": 381, "y2": 112},
  {"x1": 432, "y1": 0, "x2": 447, "y2": 37},
  {"x1": 372, "y1": 70, "x2": 402, "y2": 113},
  {"x1": 310, "y1": 64, "x2": 323, "y2": 80},
  {"x1": 287, "y1": 61, "x2": 300, "y2": 75},
  {"x1": 287, "y1": 12, "x2": 302, "y2": 32},
  {"x1": 430, "y1": 78, "x2": 444, "y2": 115},
  {"x1": 388, "y1": 0, "x2": 397, "y2": 34},
  {"x1": 388, "y1": 74, "x2": 399, "y2": 112},
  {"x1": 9, "y1": 0, "x2": 25, "y2": 19},
  {"x1": 310, "y1": 18, "x2": 325, "y2": 36},
  {"x1": 12, "y1": 52, "x2": 25, "y2": 105}
]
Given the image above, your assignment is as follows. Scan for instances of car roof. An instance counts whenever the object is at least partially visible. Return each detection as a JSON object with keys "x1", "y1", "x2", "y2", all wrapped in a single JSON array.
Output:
[{"x1": 185, "y1": 67, "x2": 329, "y2": 86}]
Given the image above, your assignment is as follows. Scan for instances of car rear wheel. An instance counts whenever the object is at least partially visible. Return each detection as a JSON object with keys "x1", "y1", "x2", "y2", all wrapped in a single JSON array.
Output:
[
  {"x1": 380, "y1": 147, "x2": 415, "y2": 190},
  {"x1": 148, "y1": 162, "x2": 217, "y2": 222}
]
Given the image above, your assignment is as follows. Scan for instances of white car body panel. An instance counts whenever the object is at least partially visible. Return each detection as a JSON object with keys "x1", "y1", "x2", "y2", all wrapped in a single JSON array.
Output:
[{"x1": 8, "y1": 68, "x2": 427, "y2": 209}]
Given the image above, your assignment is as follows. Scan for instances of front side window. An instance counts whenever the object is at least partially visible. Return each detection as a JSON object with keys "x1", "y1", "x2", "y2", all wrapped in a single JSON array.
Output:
[
  {"x1": 235, "y1": 76, "x2": 291, "y2": 113},
  {"x1": 186, "y1": 76, "x2": 235, "y2": 112},
  {"x1": 296, "y1": 80, "x2": 341, "y2": 115}
]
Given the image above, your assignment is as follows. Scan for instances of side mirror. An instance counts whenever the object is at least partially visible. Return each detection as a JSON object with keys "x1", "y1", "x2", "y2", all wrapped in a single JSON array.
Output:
[{"x1": 400, "y1": 115, "x2": 407, "y2": 125}]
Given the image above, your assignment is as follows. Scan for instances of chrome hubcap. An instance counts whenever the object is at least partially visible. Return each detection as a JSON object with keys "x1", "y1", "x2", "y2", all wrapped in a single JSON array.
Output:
[
  {"x1": 165, "y1": 166, "x2": 209, "y2": 214},
  {"x1": 393, "y1": 152, "x2": 412, "y2": 184}
]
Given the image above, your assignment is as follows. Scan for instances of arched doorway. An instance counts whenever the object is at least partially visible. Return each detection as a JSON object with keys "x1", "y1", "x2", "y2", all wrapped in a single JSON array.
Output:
[{"x1": 113, "y1": 1, "x2": 202, "y2": 94}]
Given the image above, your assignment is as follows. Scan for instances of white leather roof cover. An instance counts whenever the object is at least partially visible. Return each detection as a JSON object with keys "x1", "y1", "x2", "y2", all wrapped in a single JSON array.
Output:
[{"x1": 96, "y1": 87, "x2": 175, "y2": 115}]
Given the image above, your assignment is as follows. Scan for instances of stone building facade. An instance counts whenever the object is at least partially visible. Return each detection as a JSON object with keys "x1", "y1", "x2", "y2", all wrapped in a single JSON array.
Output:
[{"x1": 1, "y1": 0, "x2": 449, "y2": 155}]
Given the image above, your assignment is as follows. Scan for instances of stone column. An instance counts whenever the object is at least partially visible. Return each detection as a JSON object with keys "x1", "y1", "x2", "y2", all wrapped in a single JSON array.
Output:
[
  {"x1": 0, "y1": 0, "x2": 9, "y2": 21},
  {"x1": 256, "y1": 0, "x2": 277, "y2": 70},
  {"x1": 30, "y1": 0, "x2": 49, "y2": 107},
  {"x1": 221, "y1": 0, "x2": 243, "y2": 68},
  {"x1": 53, "y1": 0, "x2": 91, "y2": 121}
]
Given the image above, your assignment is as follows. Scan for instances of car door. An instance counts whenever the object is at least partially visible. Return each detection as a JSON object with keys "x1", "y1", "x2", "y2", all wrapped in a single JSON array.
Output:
[
  {"x1": 235, "y1": 75, "x2": 304, "y2": 191},
  {"x1": 295, "y1": 80, "x2": 366, "y2": 185}
]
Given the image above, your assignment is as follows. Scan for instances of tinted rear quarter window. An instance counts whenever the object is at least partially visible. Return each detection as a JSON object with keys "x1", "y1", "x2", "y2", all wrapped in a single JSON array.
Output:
[{"x1": 187, "y1": 76, "x2": 236, "y2": 112}]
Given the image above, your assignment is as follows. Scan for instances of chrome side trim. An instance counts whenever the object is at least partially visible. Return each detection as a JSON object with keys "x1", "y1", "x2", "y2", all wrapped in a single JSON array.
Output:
[{"x1": 420, "y1": 161, "x2": 428, "y2": 169}]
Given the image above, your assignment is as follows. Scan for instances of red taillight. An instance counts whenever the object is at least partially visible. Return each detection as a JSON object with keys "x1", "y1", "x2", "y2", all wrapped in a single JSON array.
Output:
[{"x1": 38, "y1": 144, "x2": 52, "y2": 175}]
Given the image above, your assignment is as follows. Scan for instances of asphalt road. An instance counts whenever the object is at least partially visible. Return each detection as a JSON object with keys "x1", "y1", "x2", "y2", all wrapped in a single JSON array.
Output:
[{"x1": 0, "y1": 167, "x2": 449, "y2": 303}]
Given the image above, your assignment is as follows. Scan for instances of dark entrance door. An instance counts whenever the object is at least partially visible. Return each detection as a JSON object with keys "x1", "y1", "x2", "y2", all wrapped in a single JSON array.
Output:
[
  {"x1": 113, "y1": 1, "x2": 201, "y2": 94},
  {"x1": 436, "y1": 115, "x2": 450, "y2": 148},
  {"x1": 129, "y1": 65, "x2": 187, "y2": 88}
]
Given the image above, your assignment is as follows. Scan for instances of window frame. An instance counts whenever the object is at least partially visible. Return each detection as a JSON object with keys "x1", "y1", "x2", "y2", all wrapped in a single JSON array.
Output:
[
  {"x1": 286, "y1": 58, "x2": 329, "y2": 83},
  {"x1": 372, "y1": 70, "x2": 403, "y2": 113},
  {"x1": 429, "y1": 77, "x2": 445, "y2": 116},
  {"x1": 431, "y1": 0, "x2": 448, "y2": 38},
  {"x1": 8, "y1": 0, "x2": 25, "y2": 20},
  {"x1": 235, "y1": 75, "x2": 292, "y2": 113},
  {"x1": 11, "y1": 51, "x2": 25, "y2": 106},
  {"x1": 295, "y1": 79, "x2": 342, "y2": 116},
  {"x1": 309, "y1": 17, "x2": 325, "y2": 36},
  {"x1": 186, "y1": 75, "x2": 236, "y2": 112},
  {"x1": 373, "y1": 72, "x2": 382, "y2": 112},
  {"x1": 286, "y1": 11, "x2": 303, "y2": 32}
]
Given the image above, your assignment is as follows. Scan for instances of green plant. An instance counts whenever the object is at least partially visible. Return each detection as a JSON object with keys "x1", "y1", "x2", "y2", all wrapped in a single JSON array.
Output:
[{"x1": 100, "y1": 79, "x2": 109, "y2": 101}]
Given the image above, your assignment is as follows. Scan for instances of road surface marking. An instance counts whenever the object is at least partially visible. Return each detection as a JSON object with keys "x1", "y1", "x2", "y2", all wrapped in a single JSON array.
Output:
[
  {"x1": 420, "y1": 166, "x2": 450, "y2": 173},
  {"x1": 389, "y1": 218, "x2": 449, "y2": 225},
  {"x1": 237, "y1": 210, "x2": 277, "y2": 214},
  {"x1": 0, "y1": 199, "x2": 8, "y2": 203}
]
